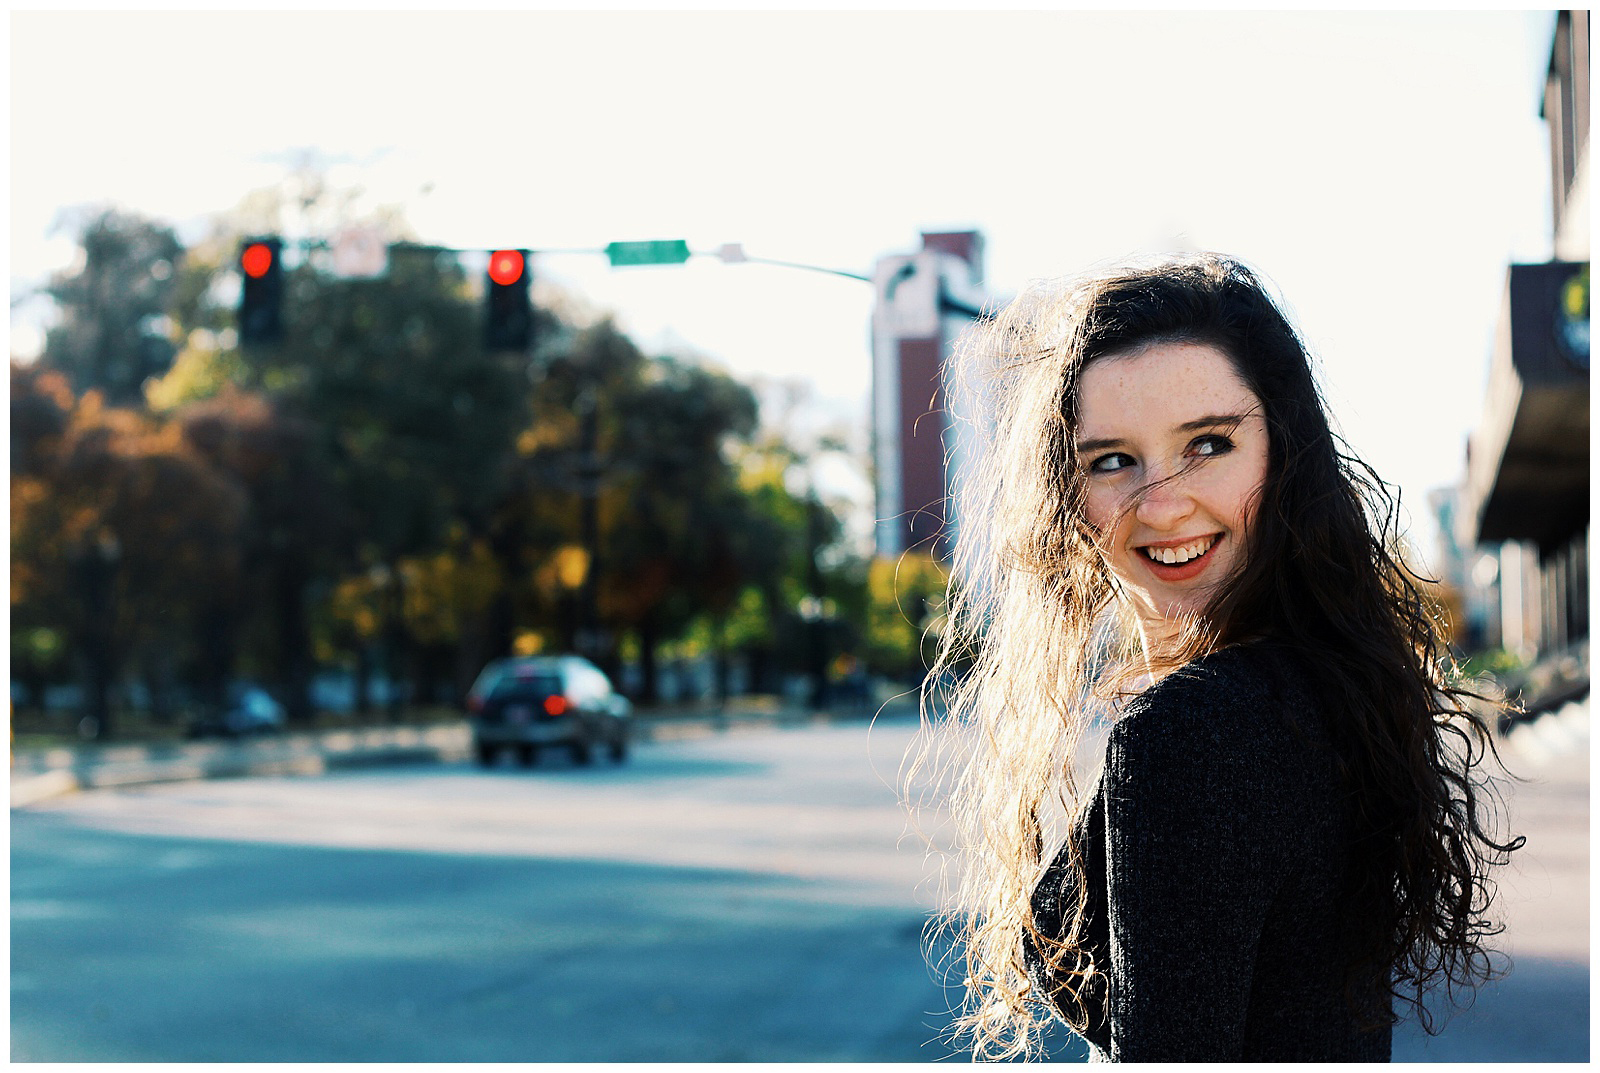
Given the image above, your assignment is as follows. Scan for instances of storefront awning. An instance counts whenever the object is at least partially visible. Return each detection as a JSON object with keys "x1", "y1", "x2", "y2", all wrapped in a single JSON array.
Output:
[{"x1": 1467, "y1": 261, "x2": 1590, "y2": 552}]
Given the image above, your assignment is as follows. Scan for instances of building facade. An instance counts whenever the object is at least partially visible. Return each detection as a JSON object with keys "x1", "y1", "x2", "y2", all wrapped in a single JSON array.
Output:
[
  {"x1": 1460, "y1": 10, "x2": 1589, "y2": 706},
  {"x1": 869, "y1": 231, "x2": 993, "y2": 559}
]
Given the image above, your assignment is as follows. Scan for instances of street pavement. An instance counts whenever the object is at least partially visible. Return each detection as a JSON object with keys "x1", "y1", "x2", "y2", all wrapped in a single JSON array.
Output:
[
  {"x1": 12, "y1": 710, "x2": 967, "y2": 1062},
  {"x1": 10, "y1": 698, "x2": 1589, "y2": 1062}
]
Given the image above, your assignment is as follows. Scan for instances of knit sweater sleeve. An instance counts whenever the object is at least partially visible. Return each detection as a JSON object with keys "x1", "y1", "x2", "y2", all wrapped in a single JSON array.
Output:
[{"x1": 1101, "y1": 668, "x2": 1297, "y2": 1061}]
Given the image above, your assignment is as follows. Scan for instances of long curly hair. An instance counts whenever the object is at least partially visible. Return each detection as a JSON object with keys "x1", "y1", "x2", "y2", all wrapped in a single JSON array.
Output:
[{"x1": 912, "y1": 253, "x2": 1523, "y2": 1060}]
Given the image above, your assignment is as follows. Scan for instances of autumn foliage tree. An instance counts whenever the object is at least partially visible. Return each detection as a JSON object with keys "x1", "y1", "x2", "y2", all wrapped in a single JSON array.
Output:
[
  {"x1": 11, "y1": 364, "x2": 246, "y2": 736},
  {"x1": 601, "y1": 351, "x2": 761, "y2": 700},
  {"x1": 13, "y1": 192, "x2": 881, "y2": 737}
]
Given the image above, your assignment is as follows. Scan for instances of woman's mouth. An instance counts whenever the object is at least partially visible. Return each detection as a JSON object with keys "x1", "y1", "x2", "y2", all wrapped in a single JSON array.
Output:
[{"x1": 1137, "y1": 534, "x2": 1222, "y2": 581}]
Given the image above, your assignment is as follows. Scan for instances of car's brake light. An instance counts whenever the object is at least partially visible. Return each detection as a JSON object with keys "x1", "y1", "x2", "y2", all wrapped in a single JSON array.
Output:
[{"x1": 543, "y1": 695, "x2": 569, "y2": 716}]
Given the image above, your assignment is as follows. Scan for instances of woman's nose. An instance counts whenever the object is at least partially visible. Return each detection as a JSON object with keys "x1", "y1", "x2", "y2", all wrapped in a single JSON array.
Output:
[{"x1": 1133, "y1": 470, "x2": 1196, "y2": 530}]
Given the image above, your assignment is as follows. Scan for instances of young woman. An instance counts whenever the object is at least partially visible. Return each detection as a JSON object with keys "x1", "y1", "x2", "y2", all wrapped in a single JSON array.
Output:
[{"x1": 920, "y1": 254, "x2": 1521, "y2": 1061}]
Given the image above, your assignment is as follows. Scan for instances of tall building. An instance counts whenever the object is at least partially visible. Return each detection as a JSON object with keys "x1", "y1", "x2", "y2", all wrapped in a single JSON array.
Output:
[
  {"x1": 869, "y1": 231, "x2": 993, "y2": 559},
  {"x1": 1460, "y1": 10, "x2": 1589, "y2": 707}
]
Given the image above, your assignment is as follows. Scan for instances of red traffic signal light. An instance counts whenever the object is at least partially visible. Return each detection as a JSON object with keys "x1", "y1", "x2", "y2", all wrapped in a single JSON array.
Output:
[
  {"x1": 488, "y1": 249, "x2": 525, "y2": 287},
  {"x1": 240, "y1": 241, "x2": 276, "y2": 280},
  {"x1": 238, "y1": 237, "x2": 284, "y2": 344},
  {"x1": 485, "y1": 249, "x2": 532, "y2": 351}
]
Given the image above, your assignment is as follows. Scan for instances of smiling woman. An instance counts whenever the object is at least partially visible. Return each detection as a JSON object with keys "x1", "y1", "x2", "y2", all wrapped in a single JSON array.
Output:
[
  {"x1": 1076, "y1": 342, "x2": 1270, "y2": 635},
  {"x1": 916, "y1": 254, "x2": 1523, "y2": 1062}
]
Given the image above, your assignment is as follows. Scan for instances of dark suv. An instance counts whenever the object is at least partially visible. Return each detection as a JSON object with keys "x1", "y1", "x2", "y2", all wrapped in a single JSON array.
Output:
[{"x1": 467, "y1": 656, "x2": 631, "y2": 767}]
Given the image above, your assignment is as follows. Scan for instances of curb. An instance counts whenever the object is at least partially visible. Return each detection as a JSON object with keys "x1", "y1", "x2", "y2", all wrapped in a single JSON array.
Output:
[
  {"x1": 10, "y1": 703, "x2": 908, "y2": 809},
  {"x1": 1500, "y1": 696, "x2": 1590, "y2": 771},
  {"x1": 11, "y1": 769, "x2": 81, "y2": 809},
  {"x1": 10, "y1": 726, "x2": 473, "y2": 809}
]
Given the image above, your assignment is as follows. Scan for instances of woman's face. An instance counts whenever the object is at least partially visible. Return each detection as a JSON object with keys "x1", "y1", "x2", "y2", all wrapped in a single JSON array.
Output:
[{"x1": 1075, "y1": 341, "x2": 1269, "y2": 635}]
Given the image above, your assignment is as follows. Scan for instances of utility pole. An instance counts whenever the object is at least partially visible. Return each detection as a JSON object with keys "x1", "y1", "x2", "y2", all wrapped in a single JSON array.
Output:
[
  {"x1": 805, "y1": 493, "x2": 830, "y2": 711},
  {"x1": 78, "y1": 531, "x2": 121, "y2": 739},
  {"x1": 575, "y1": 382, "x2": 603, "y2": 662}
]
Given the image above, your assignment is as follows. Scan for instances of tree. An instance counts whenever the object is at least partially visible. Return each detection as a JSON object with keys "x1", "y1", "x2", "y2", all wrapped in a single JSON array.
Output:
[
  {"x1": 40, "y1": 208, "x2": 184, "y2": 406},
  {"x1": 725, "y1": 376, "x2": 871, "y2": 702},
  {"x1": 11, "y1": 373, "x2": 246, "y2": 737},
  {"x1": 396, "y1": 530, "x2": 506, "y2": 704},
  {"x1": 11, "y1": 363, "x2": 77, "y2": 713},
  {"x1": 19, "y1": 168, "x2": 865, "y2": 727},
  {"x1": 258, "y1": 239, "x2": 532, "y2": 713},
  {"x1": 176, "y1": 386, "x2": 339, "y2": 721},
  {"x1": 599, "y1": 350, "x2": 761, "y2": 700},
  {"x1": 716, "y1": 446, "x2": 816, "y2": 696},
  {"x1": 864, "y1": 551, "x2": 949, "y2": 683},
  {"x1": 144, "y1": 168, "x2": 540, "y2": 715}
]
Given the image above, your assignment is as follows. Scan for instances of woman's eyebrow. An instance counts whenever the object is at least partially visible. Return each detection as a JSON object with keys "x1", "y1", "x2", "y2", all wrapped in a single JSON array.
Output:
[
  {"x1": 1074, "y1": 435, "x2": 1122, "y2": 453},
  {"x1": 1177, "y1": 412, "x2": 1251, "y2": 432},
  {"x1": 1075, "y1": 413, "x2": 1253, "y2": 453}
]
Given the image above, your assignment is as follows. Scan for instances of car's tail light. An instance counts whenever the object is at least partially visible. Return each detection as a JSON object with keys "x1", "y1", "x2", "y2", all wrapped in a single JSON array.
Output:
[{"x1": 543, "y1": 695, "x2": 569, "y2": 716}]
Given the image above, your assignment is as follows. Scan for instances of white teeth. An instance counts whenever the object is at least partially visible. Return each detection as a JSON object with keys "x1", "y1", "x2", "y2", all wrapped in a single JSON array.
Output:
[{"x1": 1143, "y1": 536, "x2": 1216, "y2": 565}]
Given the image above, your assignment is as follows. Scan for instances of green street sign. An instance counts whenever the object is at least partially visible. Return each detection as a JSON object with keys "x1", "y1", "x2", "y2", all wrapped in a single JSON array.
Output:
[{"x1": 605, "y1": 239, "x2": 692, "y2": 267}]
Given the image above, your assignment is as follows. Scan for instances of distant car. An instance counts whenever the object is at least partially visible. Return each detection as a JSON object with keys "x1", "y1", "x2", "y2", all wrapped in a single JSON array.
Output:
[
  {"x1": 187, "y1": 683, "x2": 287, "y2": 739},
  {"x1": 467, "y1": 656, "x2": 631, "y2": 768}
]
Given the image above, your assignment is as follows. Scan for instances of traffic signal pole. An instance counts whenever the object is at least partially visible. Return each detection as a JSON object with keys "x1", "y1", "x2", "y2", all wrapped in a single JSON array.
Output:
[
  {"x1": 706, "y1": 244, "x2": 871, "y2": 283},
  {"x1": 480, "y1": 249, "x2": 536, "y2": 665}
]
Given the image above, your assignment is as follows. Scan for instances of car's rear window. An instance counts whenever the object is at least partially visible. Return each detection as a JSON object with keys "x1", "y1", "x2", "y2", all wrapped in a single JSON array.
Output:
[{"x1": 489, "y1": 675, "x2": 562, "y2": 702}]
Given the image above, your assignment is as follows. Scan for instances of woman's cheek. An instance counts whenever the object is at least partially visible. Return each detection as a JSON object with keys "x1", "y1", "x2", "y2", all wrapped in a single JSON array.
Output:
[{"x1": 1082, "y1": 485, "x2": 1124, "y2": 536}]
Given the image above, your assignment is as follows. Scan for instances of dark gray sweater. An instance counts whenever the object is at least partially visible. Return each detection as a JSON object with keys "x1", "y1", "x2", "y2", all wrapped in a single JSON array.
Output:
[{"x1": 1026, "y1": 641, "x2": 1392, "y2": 1062}]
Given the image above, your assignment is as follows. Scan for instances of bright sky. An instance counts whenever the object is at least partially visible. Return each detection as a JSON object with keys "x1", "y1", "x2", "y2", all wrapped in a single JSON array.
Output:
[{"x1": 10, "y1": 10, "x2": 1559, "y2": 562}]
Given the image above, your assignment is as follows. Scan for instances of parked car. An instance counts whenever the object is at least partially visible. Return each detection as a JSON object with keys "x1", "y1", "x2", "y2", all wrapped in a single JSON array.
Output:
[
  {"x1": 186, "y1": 683, "x2": 287, "y2": 740},
  {"x1": 467, "y1": 655, "x2": 631, "y2": 767}
]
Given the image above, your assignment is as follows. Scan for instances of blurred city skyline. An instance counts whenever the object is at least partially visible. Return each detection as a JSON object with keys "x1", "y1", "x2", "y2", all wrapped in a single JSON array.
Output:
[{"x1": 10, "y1": 10, "x2": 1560, "y2": 561}]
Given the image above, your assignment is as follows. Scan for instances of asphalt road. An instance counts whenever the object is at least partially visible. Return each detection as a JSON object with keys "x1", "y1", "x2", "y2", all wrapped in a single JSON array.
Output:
[
  {"x1": 11, "y1": 712, "x2": 1587, "y2": 1062},
  {"x1": 12, "y1": 715, "x2": 972, "y2": 1062}
]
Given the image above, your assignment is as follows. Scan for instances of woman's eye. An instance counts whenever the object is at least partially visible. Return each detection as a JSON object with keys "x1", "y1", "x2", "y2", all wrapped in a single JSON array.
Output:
[
  {"x1": 1189, "y1": 435, "x2": 1235, "y2": 458},
  {"x1": 1088, "y1": 452, "x2": 1135, "y2": 474}
]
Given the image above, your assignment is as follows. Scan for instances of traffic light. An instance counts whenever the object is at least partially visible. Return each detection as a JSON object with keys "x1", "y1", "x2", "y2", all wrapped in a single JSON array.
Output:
[
  {"x1": 485, "y1": 249, "x2": 533, "y2": 351},
  {"x1": 238, "y1": 237, "x2": 284, "y2": 345}
]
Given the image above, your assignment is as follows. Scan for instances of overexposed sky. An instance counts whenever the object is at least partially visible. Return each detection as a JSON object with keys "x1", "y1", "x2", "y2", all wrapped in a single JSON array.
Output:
[{"x1": 10, "y1": 10, "x2": 1559, "y2": 557}]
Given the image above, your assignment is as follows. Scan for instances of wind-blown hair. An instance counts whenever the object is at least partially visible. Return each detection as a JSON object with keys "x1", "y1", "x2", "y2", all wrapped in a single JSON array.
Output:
[{"x1": 914, "y1": 253, "x2": 1522, "y2": 1060}]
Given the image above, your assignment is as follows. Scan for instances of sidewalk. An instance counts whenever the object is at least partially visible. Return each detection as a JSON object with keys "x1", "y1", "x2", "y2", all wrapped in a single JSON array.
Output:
[
  {"x1": 1392, "y1": 697, "x2": 1590, "y2": 1061},
  {"x1": 9, "y1": 697, "x2": 905, "y2": 809}
]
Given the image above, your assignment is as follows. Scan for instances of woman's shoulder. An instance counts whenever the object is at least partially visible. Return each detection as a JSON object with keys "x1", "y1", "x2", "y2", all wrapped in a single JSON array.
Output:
[
  {"x1": 1111, "y1": 640, "x2": 1323, "y2": 772},
  {"x1": 1129, "y1": 637, "x2": 1308, "y2": 713}
]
